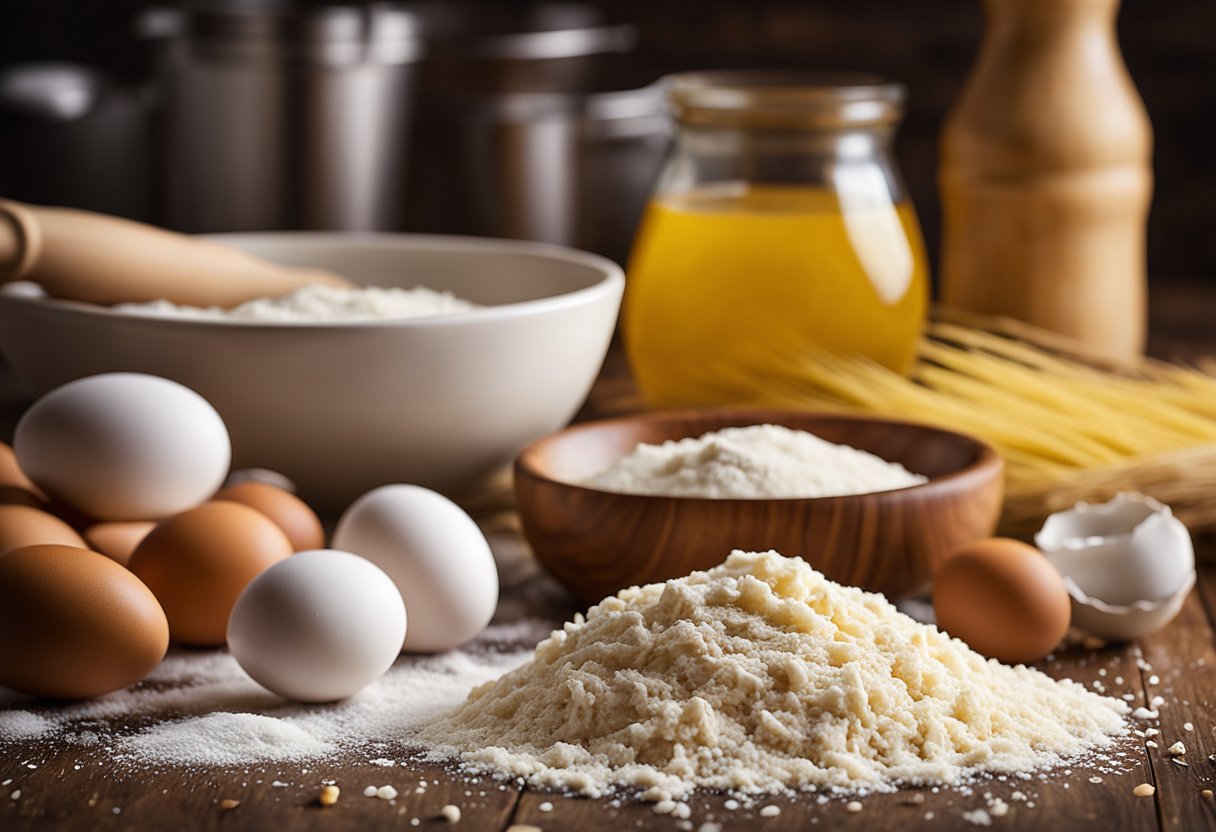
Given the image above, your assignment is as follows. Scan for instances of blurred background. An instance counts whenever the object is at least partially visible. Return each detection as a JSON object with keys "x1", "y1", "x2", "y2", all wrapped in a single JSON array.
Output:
[{"x1": 0, "y1": 0, "x2": 1212, "y2": 282}]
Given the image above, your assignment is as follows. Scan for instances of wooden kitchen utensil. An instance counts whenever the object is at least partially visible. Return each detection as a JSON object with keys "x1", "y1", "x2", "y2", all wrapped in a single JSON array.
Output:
[
  {"x1": 0, "y1": 199, "x2": 351, "y2": 307},
  {"x1": 939, "y1": 0, "x2": 1152, "y2": 359}
]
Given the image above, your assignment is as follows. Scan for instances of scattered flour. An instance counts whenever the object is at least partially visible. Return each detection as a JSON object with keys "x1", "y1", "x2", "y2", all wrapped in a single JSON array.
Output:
[
  {"x1": 123, "y1": 713, "x2": 330, "y2": 764},
  {"x1": 114, "y1": 284, "x2": 479, "y2": 323},
  {"x1": 0, "y1": 711, "x2": 53, "y2": 741},
  {"x1": 0, "y1": 618, "x2": 548, "y2": 766},
  {"x1": 583, "y1": 424, "x2": 927, "y2": 498},
  {"x1": 421, "y1": 551, "x2": 1128, "y2": 799},
  {"x1": 963, "y1": 808, "x2": 993, "y2": 826}
]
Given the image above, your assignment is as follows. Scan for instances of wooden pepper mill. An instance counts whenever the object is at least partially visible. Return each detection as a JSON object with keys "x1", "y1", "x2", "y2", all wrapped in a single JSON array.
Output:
[{"x1": 939, "y1": 0, "x2": 1153, "y2": 358}]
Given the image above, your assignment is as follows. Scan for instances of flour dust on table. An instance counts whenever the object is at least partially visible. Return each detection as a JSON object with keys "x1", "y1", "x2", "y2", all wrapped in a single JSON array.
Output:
[{"x1": 0, "y1": 617, "x2": 548, "y2": 766}]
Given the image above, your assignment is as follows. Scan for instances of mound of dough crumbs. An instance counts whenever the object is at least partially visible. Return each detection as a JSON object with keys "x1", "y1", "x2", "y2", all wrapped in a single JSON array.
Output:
[{"x1": 422, "y1": 551, "x2": 1128, "y2": 798}]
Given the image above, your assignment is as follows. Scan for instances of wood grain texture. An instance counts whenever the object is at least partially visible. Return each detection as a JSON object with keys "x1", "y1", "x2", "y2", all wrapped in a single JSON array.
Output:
[
  {"x1": 1139, "y1": 583, "x2": 1216, "y2": 830},
  {"x1": 515, "y1": 409, "x2": 1004, "y2": 603},
  {"x1": 0, "y1": 752, "x2": 523, "y2": 832},
  {"x1": 1019, "y1": 641, "x2": 1157, "y2": 831}
]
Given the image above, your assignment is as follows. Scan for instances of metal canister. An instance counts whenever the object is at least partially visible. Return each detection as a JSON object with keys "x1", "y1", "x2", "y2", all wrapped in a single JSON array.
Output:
[
  {"x1": 147, "y1": 1, "x2": 422, "y2": 233},
  {"x1": 403, "y1": 3, "x2": 666, "y2": 262},
  {"x1": 412, "y1": 77, "x2": 668, "y2": 263}
]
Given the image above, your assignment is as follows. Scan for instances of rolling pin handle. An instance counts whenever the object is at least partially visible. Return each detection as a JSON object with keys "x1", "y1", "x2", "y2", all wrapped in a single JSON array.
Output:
[{"x1": 0, "y1": 199, "x2": 42, "y2": 282}]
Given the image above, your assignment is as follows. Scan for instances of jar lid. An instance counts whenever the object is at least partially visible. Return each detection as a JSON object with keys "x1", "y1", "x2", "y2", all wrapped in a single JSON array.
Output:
[{"x1": 667, "y1": 70, "x2": 905, "y2": 130}]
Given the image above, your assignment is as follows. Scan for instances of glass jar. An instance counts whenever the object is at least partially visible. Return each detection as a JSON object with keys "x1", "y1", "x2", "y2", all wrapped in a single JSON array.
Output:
[{"x1": 623, "y1": 71, "x2": 929, "y2": 408}]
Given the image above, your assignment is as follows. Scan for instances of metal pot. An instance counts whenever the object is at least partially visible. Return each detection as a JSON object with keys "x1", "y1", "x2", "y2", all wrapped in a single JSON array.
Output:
[
  {"x1": 146, "y1": 1, "x2": 422, "y2": 233},
  {"x1": 403, "y1": 4, "x2": 665, "y2": 262},
  {"x1": 410, "y1": 77, "x2": 668, "y2": 263}
]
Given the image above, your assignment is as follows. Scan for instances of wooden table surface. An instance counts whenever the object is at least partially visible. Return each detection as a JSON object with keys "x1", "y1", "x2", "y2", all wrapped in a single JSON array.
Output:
[{"x1": 2, "y1": 279, "x2": 1216, "y2": 831}]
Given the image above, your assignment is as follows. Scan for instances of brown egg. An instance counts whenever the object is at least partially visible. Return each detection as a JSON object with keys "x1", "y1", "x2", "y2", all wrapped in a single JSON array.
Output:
[
  {"x1": 0, "y1": 504, "x2": 88, "y2": 554},
  {"x1": 0, "y1": 544, "x2": 169, "y2": 699},
  {"x1": 0, "y1": 484, "x2": 49, "y2": 510},
  {"x1": 214, "y1": 481, "x2": 324, "y2": 552},
  {"x1": 84, "y1": 521, "x2": 158, "y2": 567},
  {"x1": 128, "y1": 501, "x2": 293, "y2": 646},
  {"x1": 0, "y1": 442, "x2": 48, "y2": 509},
  {"x1": 933, "y1": 537, "x2": 1071, "y2": 665},
  {"x1": 0, "y1": 441, "x2": 44, "y2": 496}
]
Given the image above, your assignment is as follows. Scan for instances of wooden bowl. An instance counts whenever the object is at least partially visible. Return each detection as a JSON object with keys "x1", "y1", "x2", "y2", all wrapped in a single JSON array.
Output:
[{"x1": 514, "y1": 409, "x2": 1004, "y2": 604}]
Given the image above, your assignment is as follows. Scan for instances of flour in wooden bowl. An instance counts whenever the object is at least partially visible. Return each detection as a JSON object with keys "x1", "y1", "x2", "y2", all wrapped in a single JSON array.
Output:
[
  {"x1": 582, "y1": 424, "x2": 927, "y2": 498},
  {"x1": 421, "y1": 550, "x2": 1129, "y2": 799}
]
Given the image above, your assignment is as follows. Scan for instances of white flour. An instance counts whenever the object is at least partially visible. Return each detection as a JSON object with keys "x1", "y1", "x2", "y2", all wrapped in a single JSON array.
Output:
[
  {"x1": 0, "y1": 622, "x2": 543, "y2": 766},
  {"x1": 0, "y1": 521, "x2": 555, "y2": 767},
  {"x1": 0, "y1": 549, "x2": 1134, "y2": 808},
  {"x1": 584, "y1": 424, "x2": 927, "y2": 498},
  {"x1": 422, "y1": 551, "x2": 1129, "y2": 799},
  {"x1": 114, "y1": 284, "x2": 478, "y2": 323},
  {"x1": 127, "y1": 713, "x2": 331, "y2": 764}
]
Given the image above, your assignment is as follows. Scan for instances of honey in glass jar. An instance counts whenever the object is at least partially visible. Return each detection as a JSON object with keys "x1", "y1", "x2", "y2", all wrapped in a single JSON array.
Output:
[{"x1": 624, "y1": 72, "x2": 929, "y2": 408}]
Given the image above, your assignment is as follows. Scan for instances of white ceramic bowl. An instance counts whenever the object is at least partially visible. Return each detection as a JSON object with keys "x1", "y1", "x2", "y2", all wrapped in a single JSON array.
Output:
[{"x1": 0, "y1": 233, "x2": 624, "y2": 512}]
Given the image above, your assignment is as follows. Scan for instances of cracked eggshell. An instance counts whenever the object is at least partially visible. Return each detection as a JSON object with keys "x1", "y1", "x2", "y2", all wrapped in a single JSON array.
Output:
[
  {"x1": 1065, "y1": 571, "x2": 1195, "y2": 642},
  {"x1": 1035, "y1": 492, "x2": 1193, "y2": 606},
  {"x1": 1036, "y1": 492, "x2": 1196, "y2": 641}
]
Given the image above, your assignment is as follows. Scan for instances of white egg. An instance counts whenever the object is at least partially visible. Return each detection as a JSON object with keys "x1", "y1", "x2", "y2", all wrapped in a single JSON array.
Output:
[
  {"x1": 333, "y1": 484, "x2": 498, "y2": 653},
  {"x1": 227, "y1": 549, "x2": 407, "y2": 702},
  {"x1": 14, "y1": 373, "x2": 230, "y2": 520}
]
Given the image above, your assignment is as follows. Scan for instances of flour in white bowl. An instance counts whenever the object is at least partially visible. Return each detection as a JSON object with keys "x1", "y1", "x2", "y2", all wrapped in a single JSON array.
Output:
[
  {"x1": 114, "y1": 284, "x2": 479, "y2": 323},
  {"x1": 583, "y1": 423, "x2": 927, "y2": 498}
]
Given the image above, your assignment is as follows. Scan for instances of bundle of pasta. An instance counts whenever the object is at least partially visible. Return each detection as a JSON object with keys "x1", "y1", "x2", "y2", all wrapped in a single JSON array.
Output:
[{"x1": 700, "y1": 309, "x2": 1216, "y2": 542}]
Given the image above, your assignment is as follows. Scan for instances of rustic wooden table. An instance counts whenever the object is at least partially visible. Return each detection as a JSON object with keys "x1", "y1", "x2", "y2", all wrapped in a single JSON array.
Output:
[{"x1": 1, "y1": 279, "x2": 1215, "y2": 831}]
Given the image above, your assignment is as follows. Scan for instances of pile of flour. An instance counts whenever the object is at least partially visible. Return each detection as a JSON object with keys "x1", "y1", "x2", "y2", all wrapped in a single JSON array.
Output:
[
  {"x1": 1, "y1": 550, "x2": 1133, "y2": 805},
  {"x1": 422, "y1": 551, "x2": 1128, "y2": 799},
  {"x1": 114, "y1": 284, "x2": 478, "y2": 323},
  {"x1": 583, "y1": 424, "x2": 927, "y2": 498}
]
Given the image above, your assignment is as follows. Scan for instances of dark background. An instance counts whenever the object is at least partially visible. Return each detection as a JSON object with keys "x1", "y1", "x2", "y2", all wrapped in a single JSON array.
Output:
[{"x1": 1, "y1": 0, "x2": 1213, "y2": 280}]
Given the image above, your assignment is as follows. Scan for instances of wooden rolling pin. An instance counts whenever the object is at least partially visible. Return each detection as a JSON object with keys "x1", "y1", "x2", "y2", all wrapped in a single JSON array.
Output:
[{"x1": 0, "y1": 199, "x2": 352, "y2": 307}]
